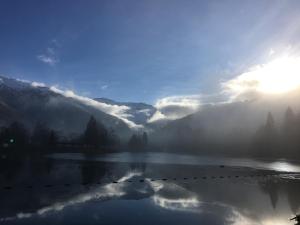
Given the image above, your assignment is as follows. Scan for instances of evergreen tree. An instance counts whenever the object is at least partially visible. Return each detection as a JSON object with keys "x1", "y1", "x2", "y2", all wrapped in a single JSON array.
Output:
[
  {"x1": 9, "y1": 121, "x2": 29, "y2": 146},
  {"x1": 142, "y1": 132, "x2": 148, "y2": 146},
  {"x1": 0, "y1": 127, "x2": 9, "y2": 145},
  {"x1": 83, "y1": 116, "x2": 109, "y2": 148},
  {"x1": 128, "y1": 134, "x2": 141, "y2": 149},
  {"x1": 31, "y1": 122, "x2": 50, "y2": 146},
  {"x1": 284, "y1": 107, "x2": 296, "y2": 132},
  {"x1": 96, "y1": 120, "x2": 108, "y2": 146},
  {"x1": 253, "y1": 112, "x2": 278, "y2": 157},
  {"x1": 84, "y1": 116, "x2": 99, "y2": 147},
  {"x1": 265, "y1": 112, "x2": 276, "y2": 133},
  {"x1": 107, "y1": 128, "x2": 120, "y2": 146},
  {"x1": 282, "y1": 107, "x2": 298, "y2": 155},
  {"x1": 48, "y1": 130, "x2": 58, "y2": 147}
]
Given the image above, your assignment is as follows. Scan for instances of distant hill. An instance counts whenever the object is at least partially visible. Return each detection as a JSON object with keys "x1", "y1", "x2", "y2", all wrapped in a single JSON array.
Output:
[{"x1": 151, "y1": 88, "x2": 300, "y2": 155}]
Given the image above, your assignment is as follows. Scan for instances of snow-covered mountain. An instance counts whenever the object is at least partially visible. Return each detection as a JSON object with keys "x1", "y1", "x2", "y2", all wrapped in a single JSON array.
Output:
[
  {"x1": 0, "y1": 76, "x2": 199, "y2": 134},
  {"x1": 0, "y1": 76, "x2": 132, "y2": 137},
  {"x1": 94, "y1": 98, "x2": 157, "y2": 125},
  {"x1": 2, "y1": 75, "x2": 300, "y2": 145}
]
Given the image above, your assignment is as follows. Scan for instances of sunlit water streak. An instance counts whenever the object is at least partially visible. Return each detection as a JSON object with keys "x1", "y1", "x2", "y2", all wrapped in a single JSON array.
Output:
[{"x1": 49, "y1": 152, "x2": 300, "y2": 173}]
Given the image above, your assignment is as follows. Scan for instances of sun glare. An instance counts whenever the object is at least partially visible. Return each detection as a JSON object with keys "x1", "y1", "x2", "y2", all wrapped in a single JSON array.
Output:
[{"x1": 225, "y1": 56, "x2": 300, "y2": 95}]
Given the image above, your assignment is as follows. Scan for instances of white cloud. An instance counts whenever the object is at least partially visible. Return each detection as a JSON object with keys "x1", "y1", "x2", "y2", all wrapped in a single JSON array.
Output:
[
  {"x1": 31, "y1": 81, "x2": 46, "y2": 88},
  {"x1": 37, "y1": 44, "x2": 59, "y2": 66},
  {"x1": 148, "y1": 95, "x2": 201, "y2": 122},
  {"x1": 222, "y1": 56, "x2": 300, "y2": 101},
  {"x1": 147, "y1": 110, "x2": 167, "y2": 123},
  {"x1": 49, "y1": 86, "x2": 143, "y2": 129},
  {"x1": 37, "y1": 54, "x2": 58, "y2": 66},
  {"x1": 137, "y1": 109, "x2": 152, "y2": 116},
  {"x1": 155, "y1": 95, "x2": 201, "y2": 110},
  {"x1": 268, "y1": 48, "x2": 275, "y2": 56},
  {"x1": 101, "y1": 85, "x2": 108, "y2": 90}
]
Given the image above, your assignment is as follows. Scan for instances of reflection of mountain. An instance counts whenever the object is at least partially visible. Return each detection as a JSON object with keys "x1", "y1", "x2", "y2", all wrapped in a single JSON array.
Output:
[
  {"x1": 1, "y1": 155, "x2": 300, "y2": 225},
  {"x1": 286, "y1": 180, "x2": 300, "y2": 213},
  {"x1": 80, "y1": 158, "x2": 107, "y2": 185},
  {"x1": 259, "y1": 180, "x2": 279, "y2": 209}
]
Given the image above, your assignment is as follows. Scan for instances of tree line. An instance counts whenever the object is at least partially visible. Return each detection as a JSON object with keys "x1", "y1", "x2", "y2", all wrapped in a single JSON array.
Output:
[
  {"x1": 253, "y1": 106, "x2": 300, "y2": 158},
  {"x1": 151, "y1": 106, "x2": 300, "y2": 159},
  {"x1": 0, "y1": 115, "x2": 150, "y2": 154},
  {"x1": 0, "y1": 116, "x2": 121, "y2": 153},
  {"x1": 5, "y1": 106, "x2": 299, "y2": 159}
]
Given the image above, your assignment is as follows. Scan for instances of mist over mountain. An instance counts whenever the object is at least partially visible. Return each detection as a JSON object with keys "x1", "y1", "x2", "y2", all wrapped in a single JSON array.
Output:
[
  {"x1": 0, "y1": 76, "x2": 130, "y2": 138},
  {"x1": 94, "y1": 98, "x2": 157, "y2": 126},
  {"x1": 0, "y1": 76, "x2": 197, "y2": 134},
  {"x1": 152, "y1": 88, "x2": 300, "y2": 157},
  {"x1": 2, "y1": 75, "x2": 300, "y2": 158}
]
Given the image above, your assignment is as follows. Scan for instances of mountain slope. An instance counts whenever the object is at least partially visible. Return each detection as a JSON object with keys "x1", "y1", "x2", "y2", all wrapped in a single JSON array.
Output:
[
  {"x1": 94, "y1": 98, "x2": 157, "y2": 125},
  {"x1": 0, "y1": 76, "x2": 131, "y2": 137},
  {"x1": 153, "y1": 89, "x2": 300, "y2": 154}
]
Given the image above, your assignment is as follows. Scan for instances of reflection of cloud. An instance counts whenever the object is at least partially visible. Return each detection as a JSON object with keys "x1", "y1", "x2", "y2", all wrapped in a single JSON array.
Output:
[
  {"x1": 227, "y1": 207, "x2": 259, "y2": 225},
  {"x1": 149, "y1": 180, "x2": 201, "y2": 212},
  {"x1": 152, "y1": 195, "x2": 200, "y2": 212},
  {"x1": 148, "y1": 95, "x2": 201, "y2": 122},
  {"x1": 50, "y1": 86, "x2": 143, "y2": 129},
  {"x1": 1, "y1": 169, "x2": 295, "y2": 225},
  {"x1": 229, "y1": 208, "x2": 292, "y2": 225},
  {"x1": 2, "y1": 172, "x2": 141, "y2": 222},
  {"x1": 37, "y1": 171, "x2": 142, "y2": 215}
]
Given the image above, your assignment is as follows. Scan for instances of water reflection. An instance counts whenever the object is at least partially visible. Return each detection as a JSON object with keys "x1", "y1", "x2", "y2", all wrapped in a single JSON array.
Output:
[
  {"x1": 50, "y1": 152, "x2": 300, "y2": 172},
  {"x1": 0, "y1": 152, "x2": 299, "y2": 224}
]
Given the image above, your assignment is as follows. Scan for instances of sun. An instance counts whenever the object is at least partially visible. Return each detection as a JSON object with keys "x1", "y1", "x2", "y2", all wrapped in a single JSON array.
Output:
[
  {"x1": 254, "y1": 56, "x2": 300, "y2": 94},
  {"x1": 225, "y1": 56, "x2": 300, "y2": 95}
]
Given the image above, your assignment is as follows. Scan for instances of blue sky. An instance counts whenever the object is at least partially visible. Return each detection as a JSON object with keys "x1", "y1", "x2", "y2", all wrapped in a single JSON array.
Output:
[{"x1": 1, "y1": 0, "x2": 300, "y2": 104}]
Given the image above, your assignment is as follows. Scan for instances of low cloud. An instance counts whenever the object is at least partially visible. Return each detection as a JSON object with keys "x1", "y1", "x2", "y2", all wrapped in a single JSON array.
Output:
[
  {"x1": 137, "y1": 109, "x2": 152, "y2": 117},
  {"x1": 49, "y1": 86, "x2": 142, "y2": 129},
  {"x1": 1, "y1": 75, "x2": 142, "y2": 129},
  {"x1": 155, "y1": 95, "x2": 201, "y2": 110},
  {"x1": 147, "y1": 110, "x2": 167, "y2": 123},
  {"x1": 148, "y1": 95, "x2": 201, "y2": 122},
  {"x1": 31, "y1": 81, "x2": 46, "y2": 88}
]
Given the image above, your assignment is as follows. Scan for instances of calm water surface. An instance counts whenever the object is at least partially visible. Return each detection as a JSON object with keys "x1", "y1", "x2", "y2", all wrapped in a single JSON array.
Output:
[{"x1": 0, "y1": 152, "x2": 300, "y2": 225}]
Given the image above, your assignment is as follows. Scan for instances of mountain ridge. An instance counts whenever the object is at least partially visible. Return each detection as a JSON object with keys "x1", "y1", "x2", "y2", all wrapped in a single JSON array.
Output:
[{"x1": 0, "y1": 76, "x2": 131, "y2": 138}]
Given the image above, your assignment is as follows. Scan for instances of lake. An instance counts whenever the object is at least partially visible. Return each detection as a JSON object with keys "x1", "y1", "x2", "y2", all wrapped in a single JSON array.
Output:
[{"x1": 0, "y1": 152, "x2": 300, "y2": 225}]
